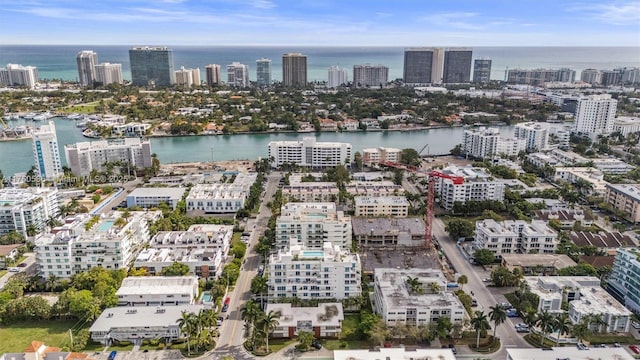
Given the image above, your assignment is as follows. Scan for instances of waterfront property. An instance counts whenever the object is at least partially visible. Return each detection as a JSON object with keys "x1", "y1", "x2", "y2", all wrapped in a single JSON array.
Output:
[
  {"x1": 361, "y1": 147, "x2": 401, "y2": 166},
  {"x1": 64, "y1": 138, "x2": 152, "y2": 177},
  {"x1": 474, "y1": 219, "x2": 559, "y2": 258},
  {"x1": 268, "y1": 242, "x2": 361, "y2": 301},
  {"x1": 89, "y1": 304, "x2": 206, "y2": 344},
  {"x1": 185, "y1": 172, "x2": 257, "y2": 215},
  {"x1": 268, "y1": 137, "x2": 351, "y2": 169},
  {"x1": 126, "y1": 187, "x2": 186, "y2": 210},
  {"x1": 525, "y1": 276, "x2": 632, "y2": 332},
  {"x1": 0, "y1": 187, "x2": 60, "y2": 237},
  {"x1": 116, "y1": 276, "x2": 199, "y2": 306},
  {"x1": 32, "y1": 121, "x2": 62, "y2": 181},
  {"x1": 372, "y1": 268, "x2": 467, "y2": 327},
  {"x1": 276, "y1": 202, "x2": 351, "y2": 250},
  {"x1": 265, "y1": 303, "x2": 343, "y2": 338}
]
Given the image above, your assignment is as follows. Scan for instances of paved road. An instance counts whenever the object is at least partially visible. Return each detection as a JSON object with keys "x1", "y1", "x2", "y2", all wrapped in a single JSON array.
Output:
[
  {"x1": 212, "y1": 172, "x2": 281, "y2": 359},
  {"x1": 432, "y1": 218, "x2": 531, "y2": 357},
  {"x1": 0, "y1": 252, "x2": 36, "y2": 289}
]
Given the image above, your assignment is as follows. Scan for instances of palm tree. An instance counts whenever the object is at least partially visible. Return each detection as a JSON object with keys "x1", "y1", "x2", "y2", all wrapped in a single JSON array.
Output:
[
  {"x1": 241, "y1": 301, "x2": 262, "y2": 347},
  {"x1": 571, "y1": 321, "x2": 591, "y2": 344},
  {"x1": 457, "y1": 275, "x2": 468, "y2": 290},
  {"x1": 260, "y1": 310, "x2": 280, "y2": 352},
  {"x1": 406, "y1": 276, "x2": 423, "y2": 294},
  {"x1": 471, "y1": 311, "x2": 490, "y2": 348},
  {"x1": 296, "y1": 331, "x2": 315, "y2": 351},
  {"x1": 489, "y1": 304, "x2": 507, "y2": 340},
  {"x1": 370, "y1": 322, "x2": 390, "y2": 347},
  {"x1": 176, "y1": 311, "x2": 194, "y2": 355},
  {"x1": 428, "y1": 282, "x2": 441, "y2": 294},
  {"x1": 522, "y1": 309, "x2": 537, "y2": 330},
  {"x1": 554, "y1": 313, "x2": 572, "y2": 346},
  {"x1": 536, "y1": 310, "x2": 555, "y2": 346},
  {"x1": 46, "y1": 274, "x2": 58, "y2": 292}
]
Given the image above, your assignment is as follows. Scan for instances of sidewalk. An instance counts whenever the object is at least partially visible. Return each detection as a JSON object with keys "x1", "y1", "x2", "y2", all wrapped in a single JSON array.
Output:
[{"x1": 264, "y1": 343, "x2": 333, "y2": 360}]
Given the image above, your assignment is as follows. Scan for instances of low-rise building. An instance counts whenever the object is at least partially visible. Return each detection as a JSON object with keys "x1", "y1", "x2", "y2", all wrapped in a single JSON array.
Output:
[
  {"x1": 474, "y1": 219, "x2": 558, "y2": 258},
  {"x1": 89, "y1": 305, "x2": 206, "y2": 344},
  {"x1": 554, "y1": 167, "x2": 607, "y2": 195},
  {"x1": 569, "y1": 231, "x2": 633, "y2": 255},
  {"x1": 354, "y1": 196, "x2": 409, "y2": 217},
  {"x1": 433, "y1": 166, "x2": 505, "y2": 210},
  {"x1": 613, "y1": 116, "x2": 640, "y2": 137},
  {"x1": 126, "y1": 187, "x2": 186, "y2": 210},
  {"x1": 361, "y1": 147, "x2": 401, "y2": 165},
  {"x1": 276, "y1": 202, "x2": 351, "y2": 249},
  {"x1": 134, "y1": 225, "x2": 232, "y2": 279},
  {"x1": 0, "y1": 341, "x2": 93, "y2": 360},
  {"x1": 608, "y1": 247, "x2": 640, "y2": 313},
  {"x1": 506, "y1": 347, "x2": 633, "y2": 360},
  {"x1": 64, "y1": 138, "x2": 152, "y2": 177},
  {"x1": 372, "y1": 268, "x2": 467, "y2": 327},
  {"x1": 34, "y1": 211, "x2": 160, "y2": 280},
  {"x1": 345, "y1": 181, "x2": 404, "y2": 197},
  {"x1": 525, "y1": 276, "x2": 632, "y2": 332},
  {"x1": 534, "y1": 209, "x2": 595, "y2": 228},
  {"x1": 604, "y1": 184, "x2": 640, "y2": 223},
  {"x1": 0, "y1": 244, "x2": 22, "y2": 270},
  {"x1": 0, "y1": 187, "x2": 60, "y2": 237},
  {"x1": 500, "y1": 253, "x2": 576, "y2": 275},
  {"x1": 186, "y1": 173, "x2": 257, "y2": 215},
  {"x1": 281, "y1": 182, "x2": 339, "y2": 202},
  {"x1": 116, "y1": 276, "x2": 199, "y2": 306},
  {"x1": 334, "y1": 347, "x2": 456, "y2": 360},
  {"x1": 268, "y1": 137, "x2": 352, "y2": 169},
  {"x1": 266, "y1": 303, "x2": 343, "y2": 338},
  {"x1": 268, "y1": 242, "x2": 361, "y2": 301},
  {"x1": 352, "y1": 217, "x2": 425, "y2": 247}
]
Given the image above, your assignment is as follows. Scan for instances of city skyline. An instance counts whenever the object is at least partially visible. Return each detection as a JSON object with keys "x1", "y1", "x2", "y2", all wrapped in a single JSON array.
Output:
[{"x1": 1, "y1": 0, "x2": 639, "y2": 46}]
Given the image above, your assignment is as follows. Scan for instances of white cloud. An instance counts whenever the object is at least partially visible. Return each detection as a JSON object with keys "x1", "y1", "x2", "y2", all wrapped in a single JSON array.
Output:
[
  {"x1": 419, "y1": 12, "x2": 482, "y2": 30},
  {"x1": 252, "y1": 0, "x2": 276, "y2": 9},
  {"x1": 568, "y1": 1, "x2": 640, "y2": 25}
]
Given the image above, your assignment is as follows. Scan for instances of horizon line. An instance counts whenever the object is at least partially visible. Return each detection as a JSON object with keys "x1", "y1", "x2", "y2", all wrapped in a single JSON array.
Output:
[{"x1": 1, "y1": 44, "x2": 640, "y2": 48}]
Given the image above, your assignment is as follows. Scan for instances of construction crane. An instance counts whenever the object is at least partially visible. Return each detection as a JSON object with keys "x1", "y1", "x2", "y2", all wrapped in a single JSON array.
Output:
[{"x1": 380, "y1": 161, "x2": 464, "y2": 247}]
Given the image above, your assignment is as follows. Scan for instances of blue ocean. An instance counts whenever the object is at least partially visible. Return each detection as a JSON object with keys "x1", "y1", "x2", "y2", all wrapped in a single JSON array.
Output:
[{"x1": 0, "y1": 45, "x2": 639, "y2": 82}]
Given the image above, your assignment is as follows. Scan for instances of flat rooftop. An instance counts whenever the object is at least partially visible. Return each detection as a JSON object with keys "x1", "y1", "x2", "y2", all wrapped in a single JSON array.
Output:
[
  {"x1": 352, "y1": 217, "x2": 424, "y2": 236},
  {"x1": 334, "y1": 347, "x2": 456, "y2": 360},
  {"x1": 507, "y1": 347, "x2": 633, "y2": 360},
  {"x1": 265, "y1": 303, "x2": 343, "y2": 328},
  {"x1": 501, "y1": 254, "x2": 576, "y2": 269},
  {"x1": 127, "y1": 187, "x2": 186, "y2": 198},
  {"x1": 116, "y1": 276, "x2": 198, "y2": 296},
  {"x1": 354, "y1": 196, "x2": 409, "y2": 206},
  {"x1": 607, "y1": 183, "x2": 640, "y2": 201},
  {"x1": 90, "y1": 304, "x2": 206, "y2": 332}
]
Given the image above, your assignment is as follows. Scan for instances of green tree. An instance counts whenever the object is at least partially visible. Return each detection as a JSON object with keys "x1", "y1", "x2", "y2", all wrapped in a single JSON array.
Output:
[
  {"x1": 177, "y1": 311, "x2": 196, "y2": 355},
  {"x1": 554, "y1": 313, "x2": 572, "y2": 346},
  {"x1": 354, "y1": 151, "x2": 363, "y2": 170},
  {"x1": 400, "y1": 148, "x2": 421, "y2": 166},
  {"x1": 242, "y1": 300, "x2": 262, "y2": 348},
  {"x1": 445, "y1": 218, "x2": 475, "y2": 240},
  {"x1": 535, "y1": 310, "x2": 555, "y2": 346},
  {"x1": 471, "y1": 310, "x2": 490, "y2": 348},
  {"x1": 260, "y1": 310, "x2": 280, "y2": 352},
  {"x1": 161, "y1": 262, "x2": 190, "y2": 276},
  {"x1": 406, "y1": 276, "x2": 423, "y2": 294},
  {"x1": 571, "y1": 321, "x2": 591, "y2": 344},
  {"x1": 489, "y1": 304, "x2": 507, "y2": 340},
  {"x1": 457, "y1": 275, "x2": 468, "y2": 290},
  {"x1": 296, "y1": 331, "x2": 315, "y2": 351},
  {"x1": 473, "y1": 249, "x2": 495, "y2": 266},
  {"x1": 71, "y1": 329, "x2": 90, "y2": 352}
]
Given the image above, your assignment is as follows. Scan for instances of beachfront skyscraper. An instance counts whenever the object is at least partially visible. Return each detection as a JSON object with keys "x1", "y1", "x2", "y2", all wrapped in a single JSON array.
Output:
[
  {"x1": 256, "y1": 58, "x2": 272, "y2": 86},
  {"x1": 473, "y1": 58, "x2": 492, "y2": 84},
  {"x1": 94, "y1": 63, "x2": 123, "y2": 85},
  {"x1": 403, "y1": 48, "x2": 443, "y2": 85},
  {"x1": 76, "y1": 50, "x2": 98, "y2": 87},
  {"x1": 32, "y1": 121, "x2": 62, "y2": 181},
  {"x1": 175, "y1": 67, "x2": 201, "y2": 87},
  {"x1": 129, "y1": 46, "x2": 175, "y2": 87},
  {"x1": 0, "y1": 64, "x2": 39, "y2": 89},
  {"x1": 443, "y1": 48, "x2": 472, "y2": 83},
  {"x1": 227, "y1": 62, "x2": 249, "y2": 87},
  {"x1": 327, "y1": 65, "x2": 348, "y2": 88},
  {"x1": 282, "y1": 53, "x2": 307, "y2": 87},
  {"x1": 205, "y1": 64, "x2": 221, "y2": 85},
  {"x1": 574, "y1": 94, "x2": 618, "y2": 137},
  {"x1": 353, "y1": 64, "x2": 388, "y2": 88}
]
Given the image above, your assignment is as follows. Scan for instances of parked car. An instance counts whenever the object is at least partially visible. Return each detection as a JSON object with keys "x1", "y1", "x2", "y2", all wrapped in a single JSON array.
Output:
[
  {"x1": 471, "y1": 299, "x2": 478, "y2": 307},
  {"x1": 8, "y1": 267, "x2": 19, "y2": 273},
  {"x1": 507, "y1": 309, "x2": 519, "y2": 318},
  {"x1": 632, "y1": 321, "x2": 640, "y2": 329},
  {"x1": 108, "y1": 351, "x2": 117, "y2": 360},
  {"x1": 630, "y1": 345, "x2": 640, "y2": 354},
  {"x1": 448, "y1": 344, "x2": 457, "y2": 354},
  {"x1": 17, "y1": 262, "x2": 27, "y2": 267},
  {"x1": 311, "y1": 341, "x2": 322, "y2": 350},
  {"x1": 482, "y1": 278, "x2": 491, "y2": 282},
  {"x1": 577, "y1": 343, "x2": 589, "y2": 350}
]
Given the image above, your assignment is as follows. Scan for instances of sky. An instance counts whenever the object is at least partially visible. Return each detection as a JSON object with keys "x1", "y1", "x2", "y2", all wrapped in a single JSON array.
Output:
[{"x1": 1, "y1": 0, "x2": 639, "y2": 46}]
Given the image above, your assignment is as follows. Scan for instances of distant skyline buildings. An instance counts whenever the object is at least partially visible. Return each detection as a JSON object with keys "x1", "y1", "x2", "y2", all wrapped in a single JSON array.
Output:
[
  {"x1": 0, "y1": 63, "x2": 39, "y2": 89},
  {"x1": 76, "y1": 50, "x2": 98, "y2": 86},
  {"x1": 282, "y1": 53, "x2": 307, "y2": 87},
  {"x1": 205, "y1": 64, "x2": 221, "y2": 85},
  {"x1": 129, "y1": 46, "x2": 175, "y2": 87},
  {"x1": 442, "y1": 48, "x2": 472, "y2": 83},
  {"x1": 473, "y1": 58, "x2": 492, "y2": 84},
  {"x1": 227, "y1": 62, "x2": 249, "y2": 87},
  {"x1": 94, "y1": 62, "x2": 123, "y2": 85},
  {"x1": 256, "y1": 58, "x2": 272, "y2": 86},
  {"x1": 506, "y1": 68, "x2": 576, "y2": 85},
  {"x1": 32, "y1": 120, "x2": 62, "y2": 180},
  {"x1": 175, "y1": 66, "x2": 201, "y2": 87},
  {"x1": 327, "y1": 65, "x2": 348, "y2": 88},
  {"x1": 353, "y1": 64, "x2": 388, "y2": 88}
]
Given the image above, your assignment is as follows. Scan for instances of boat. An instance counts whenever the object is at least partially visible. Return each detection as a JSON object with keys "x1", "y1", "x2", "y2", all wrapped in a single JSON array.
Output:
[
  {"x1": 33, "y1": 111, "x2": 54, "y2": 121},
  {"x1": 75, "y1": 119, "x2": 88, "y2": 128},
  {"x1": 67, "y1": 113, "x2": 83, "y2": 120},
  {"x1": 3, "y1": 113, "x2": 20, "y2": 121},
  {"x1": 23, "y1": 112, "x2": 37, "y2": 119}
]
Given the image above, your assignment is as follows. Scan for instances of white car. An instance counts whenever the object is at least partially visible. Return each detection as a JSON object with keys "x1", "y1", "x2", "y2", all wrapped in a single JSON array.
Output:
[
  {"x1": 8, "y1": 267, "x2": 19, "y2": 273},
  {"x1": 632, "y1": 321, "x2": 640, "y2": 329}
]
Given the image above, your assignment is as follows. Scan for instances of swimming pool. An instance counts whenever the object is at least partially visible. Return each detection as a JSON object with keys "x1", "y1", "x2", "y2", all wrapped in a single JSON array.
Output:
[
  {"x1": 201, "y1": 291, "x2": 213, "y2": 303},
  {"x1": 303, "y1": 251, "x2": 325, "y2": 258},
  {"x1": 98, "y1": 220, "x2": 115, "y2": 232}
]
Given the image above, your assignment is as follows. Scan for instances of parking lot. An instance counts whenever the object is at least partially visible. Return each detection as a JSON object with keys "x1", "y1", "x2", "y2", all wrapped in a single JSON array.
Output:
[{"x1": 90, "y1": 350, "x2": 182, "y2": 360}]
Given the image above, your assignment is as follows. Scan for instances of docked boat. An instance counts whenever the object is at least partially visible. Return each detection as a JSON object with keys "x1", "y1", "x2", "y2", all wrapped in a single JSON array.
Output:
[
  {"x1": 23, "y1": 112, "x2": 37, "y2": 119},
  {"x1": 33, "y1": 111, "x2": 54, "y2": 121},
  {"x1": 67, "y1": 113, "x2": 83, "y2": 120},
  {"x1": 3, "y1": 113, "x2": 20, "y2": 121}
]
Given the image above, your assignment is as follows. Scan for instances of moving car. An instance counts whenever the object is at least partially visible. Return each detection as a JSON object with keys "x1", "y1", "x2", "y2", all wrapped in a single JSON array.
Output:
[
  {"x1": 17, "y1": 262, "x2": 27, "y2": 267},
  {"x1": 8, "y1": 267, "x2": 19, "y2": 273},
  {"x1": 471, "y1": 299, "x2": 478, "y2": 307},
  {"x1": 448, "y1": 344, "x2": 457, "y2": 354},
  {"x1": 108, "y1": 351, "x2": 117, "y2": 360}
]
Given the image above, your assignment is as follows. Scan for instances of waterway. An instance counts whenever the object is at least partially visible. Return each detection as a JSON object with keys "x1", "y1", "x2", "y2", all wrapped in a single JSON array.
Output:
[{"x1": 0, "y1": 118, "x2": 516, "y2": 177}]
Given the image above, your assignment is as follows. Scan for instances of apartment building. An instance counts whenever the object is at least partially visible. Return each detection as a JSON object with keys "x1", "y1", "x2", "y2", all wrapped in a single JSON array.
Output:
[
  {"x1": 354, "y1": 196, "x2": 409, "y2": 217},
  {"x1": 608, "y1": 248, "x2": 640, "y2": 313},
  {"x1": 345, "y1": 181, "x2": 404, "y2": 197},
  {"x1": 268, "y1": 137, "x2": 352, "y2": 169},
  {"x1": 266, "y1": 303, "x2": 344, "y2": 339},
  {"x1": 373, "y1": 268, "x2": 467, "y2": 327},
  {"x1": 613, "y1": 116, "x2": 640, "y2": 136},
  {"x1": 134, "y1": 225, "x2": 232, "y2": 279},
  {"x1": 126, "y1": 187, "x2": 186, "y2": 210},
  {"x1": 226, "y1": 62, "x2": 249, "y2": 87},
  {"x1": 352, "y1": 64, "x2": 389, "y2": 87},
  {"x1": 34, "y1": 211, "x2": 161, "y2": 279},
  {"x1": 276, "y1": 202, "x2": 351, "y2": 249},
  {"x1": 462, "y1": 127, "x2": 526, "y2": 159},
  {"x1": 174, "y1": 66, "x2": 201, "y2": 87},
  {"x1": 32, "y1": 121, "x2": 63, "y2": 180},
  {"x1": 604, "y1": 184, "x2": 640, "y2": 223},
  {"x1": 434, "y1": 165, "x2": 505, "y2": 210},
  {"x1": 282, "y1": 182, "x2": 339, "y2": 203},
  {"x1": 573, "y1": 94, "x2": 617, "y2": 137},
  {"x1": 554, "y1": 167, "x2": 607, "y2": 195},
  {"x1": 500, "y1": 254, "x2": 576, "y2": 276},
  {"x1": 513, "y1": 122, "x2": 549, "y2": 151},
  {"x1": 185, "y1": 173, "x2": 257, "y2": 215},
  {"x1": 0, "y1": 187, "x2": 59, "y2": 237},
  {"x1": 361, "y1": 147, "x2": 401, "y2": 165},
  {"x1": 64, "y1": 138, "x2": 152, "y2": 177},
  {"x1": 352, "y1": 217, "x2": 425, "y2": 247},
  {"x1": 116, "y1": 276, "x2": 199, "y2": 306},
  {"x1": 526, "y1": 276, "x2": 631, "y2": 333},
  {"x1": 534, "y1": 209, "x2": 595, "y2": 228},
  {"x1": 474, "y1": 219, "x2": 558, "y2": 258},
  {"x1": 268, "y1": 242, "x2": 361, "y2": 300},
  {"x1": 0, "y1": 63, "x2": 39, "y2": 89}
]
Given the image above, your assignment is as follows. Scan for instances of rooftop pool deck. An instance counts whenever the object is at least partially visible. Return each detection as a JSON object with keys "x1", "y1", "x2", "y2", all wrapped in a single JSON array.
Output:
[{"x1": 97, "y1": 219, "x2": 115, "y2": 232}]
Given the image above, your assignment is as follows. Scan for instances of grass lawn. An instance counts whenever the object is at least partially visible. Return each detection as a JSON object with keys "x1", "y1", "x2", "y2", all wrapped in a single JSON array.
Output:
[
  {"x1": 0, "y1": 270, "x2": 7, "y2": 277},
  {"x1": 322, "y1": 339, "x2": 370, "y2": 350},
  {"x1": 267, "y1": 338, "x2": 296, "y2": 352},
  {"x1": 60, "y1": 102, "x2": 100, "y2": 114},
  {"x1": 0, "y1": 320, "x2": 79, "y2": 353}
]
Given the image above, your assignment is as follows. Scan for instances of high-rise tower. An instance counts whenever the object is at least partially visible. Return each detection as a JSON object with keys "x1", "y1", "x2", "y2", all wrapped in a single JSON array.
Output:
[
  {"x1": 32, "y1": 121, "x2": 62, "y2": 181},
  {"x1": 473, "y1": 58, "x2": 492, "y2": 84},
  {"x1": 328, "y1": 65, "x2": 348, "y2": 88},
  {"x1": 76, "y1": 50, "x2": 98, "y2": 87},
  {"x1": 256, "y1": 58, "x2": 272, "y2": 86},
  {"x1": 282, "y1": 53, "x2": 307, "y2": 87},
  {"x1": 129, "y1": 46, "x2": 175, "y2": 87},
  {"x1": 227, "y1": 62, "x2": 249, "y2": 87},
  {"x1": 205, "y1": 64, "x2": 221, "y2": 85},
  {"x1": 443, "y1": 48, "x2": 472, "y2": 83}
]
